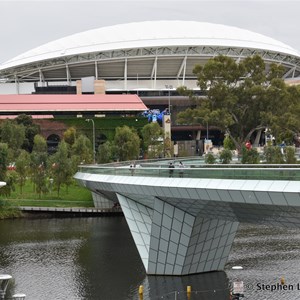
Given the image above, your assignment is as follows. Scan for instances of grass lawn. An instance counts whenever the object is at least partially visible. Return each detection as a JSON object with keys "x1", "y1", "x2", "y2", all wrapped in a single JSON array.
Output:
[{"x1": 2, "y1": 180, "x2": 94, "y2": 208}]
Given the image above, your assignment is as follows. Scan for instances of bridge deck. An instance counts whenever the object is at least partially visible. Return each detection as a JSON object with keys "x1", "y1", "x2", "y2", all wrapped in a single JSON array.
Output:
[{"x1": 78, "y1": 163, "x2": 300, "y2": 181}]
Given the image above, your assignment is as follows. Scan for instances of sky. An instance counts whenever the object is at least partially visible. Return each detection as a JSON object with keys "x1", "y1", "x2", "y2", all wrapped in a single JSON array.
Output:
[{"x1": 1, "y1": 0, "x2": 300, "y2": 64}]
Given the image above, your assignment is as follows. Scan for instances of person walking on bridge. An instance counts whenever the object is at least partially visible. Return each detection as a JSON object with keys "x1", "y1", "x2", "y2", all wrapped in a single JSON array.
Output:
[
  {"x1": 179, "y1": 161, "x2": 185, "y2": 178},
  {"x1": 168, "y1": 162, "x2": 175, "y2": 177}
]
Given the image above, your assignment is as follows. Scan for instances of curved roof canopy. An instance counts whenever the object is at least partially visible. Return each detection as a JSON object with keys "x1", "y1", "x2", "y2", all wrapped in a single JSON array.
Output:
[{"x1": 1, "y1": 20, "x2": 300, "y2": 82}]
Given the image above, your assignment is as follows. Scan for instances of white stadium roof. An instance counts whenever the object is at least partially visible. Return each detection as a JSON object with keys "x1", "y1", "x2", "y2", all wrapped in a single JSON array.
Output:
[{"x1": 1, "y1": 20, "x2": 300, "y2": 83}]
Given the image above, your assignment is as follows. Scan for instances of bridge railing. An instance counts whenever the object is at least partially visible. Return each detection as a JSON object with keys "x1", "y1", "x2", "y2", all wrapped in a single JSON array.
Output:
[{"x1": 77, "y1": 163, "x2": 300, "y2": 181}]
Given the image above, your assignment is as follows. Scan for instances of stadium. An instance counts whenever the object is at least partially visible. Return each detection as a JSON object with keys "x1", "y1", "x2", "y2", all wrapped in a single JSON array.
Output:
[
  {"x1": 0, "y1": 20, "x2": 299, "y2": 153},
  {"x1": 0, "y1": 20, "x2": 300, "y2": 94}
]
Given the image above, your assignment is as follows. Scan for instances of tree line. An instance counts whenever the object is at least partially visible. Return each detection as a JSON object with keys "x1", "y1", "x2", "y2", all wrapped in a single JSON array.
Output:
[
  {"x1": 0, "y1": 116, "x2": 164, "y2": 198},
  {"x1": 177, "y1": 54, "x2": 300, "y2": 151}
]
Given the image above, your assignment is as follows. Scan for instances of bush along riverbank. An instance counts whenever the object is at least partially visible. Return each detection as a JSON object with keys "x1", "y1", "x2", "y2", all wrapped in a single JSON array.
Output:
[{"x1": 0, "y1": 200, "x2": 22, "y2": 219}]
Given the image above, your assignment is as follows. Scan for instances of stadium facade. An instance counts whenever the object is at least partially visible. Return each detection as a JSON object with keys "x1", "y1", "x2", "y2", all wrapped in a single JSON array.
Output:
[
  {"x1": 0, "y1": 20, "x2": 300, "y2": 95},
  {"x1": 0, "y1": 21, "x2": 299, "y2": 151}
]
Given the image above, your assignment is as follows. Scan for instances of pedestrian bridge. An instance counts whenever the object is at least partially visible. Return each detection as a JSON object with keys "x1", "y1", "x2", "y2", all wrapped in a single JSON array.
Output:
[{"x1": 74, "y1": 159, "x2": 300, "y2": 275}]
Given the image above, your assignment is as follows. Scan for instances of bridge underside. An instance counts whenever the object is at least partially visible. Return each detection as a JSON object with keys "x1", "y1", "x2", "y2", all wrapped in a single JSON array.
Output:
[
  {"x1": 75, "y1": 172, "x2": 300, "y2": 275},
  {"x1": 118, "y1": 195, "x2": 239, "y2": 275}
]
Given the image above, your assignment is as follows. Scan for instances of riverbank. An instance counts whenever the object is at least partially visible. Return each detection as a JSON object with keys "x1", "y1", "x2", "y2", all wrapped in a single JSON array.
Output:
[
  {"x1": 20, "y1": 206, "x2": 123, "y2": 218},
  {"x1": 1, "y1": 203, "x2": 123, "y2": 219},
  {"x1": 0, "y1": 201, "x2": 22, "y2": 219},
  {"x1": 0, "y1": 182, "x2": 96, "y2": 219}
]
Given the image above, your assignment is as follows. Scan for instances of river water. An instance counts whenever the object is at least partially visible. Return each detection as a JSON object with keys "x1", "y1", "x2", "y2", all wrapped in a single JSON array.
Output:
[{"x1": 0, "y1": 216, "x2": 300, "y2": 300}]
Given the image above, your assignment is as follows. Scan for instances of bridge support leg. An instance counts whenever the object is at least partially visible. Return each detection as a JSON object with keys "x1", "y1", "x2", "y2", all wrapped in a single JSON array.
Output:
[{"x1": 118, "y1": 195, "x2": 239, "y2": 275}]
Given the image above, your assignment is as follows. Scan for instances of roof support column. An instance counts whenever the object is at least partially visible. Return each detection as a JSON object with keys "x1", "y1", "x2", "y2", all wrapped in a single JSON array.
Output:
[
  {"x1": 95, "y1": 61, "x2": 98, "y2": 80},
  {"x1": 124, "y1": 58, "x2": 128, "y2": 91},
  {"x1": 14, "y1": 75, "x2": 19, "y2": 94},
  {"x1": 151, "y1": 56, "x2": 158, "y2": 89},
  {"x1": 182, "y1": 56, "x2": 187, "y2": 86},
  {"x1": 177, "y1": 56, "x2": 187, "y2": 86},
  {"x1": 283, "y1": 66, "x2": 296, "y2": 79},
  {"x1": 66, "y1": 64, "x2": 71, "y2": 85},
  {"x1": 39, "y1": 69, "x2": 45, "y2": 86}
]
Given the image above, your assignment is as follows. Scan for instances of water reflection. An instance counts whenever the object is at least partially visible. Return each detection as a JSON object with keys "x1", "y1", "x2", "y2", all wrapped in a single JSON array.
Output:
[
  {"x1": 0, "y1": 217, "x2": 146, "y2": 299},
  {"x1": 226, "y1": 223, "x2": 300, "y2": 300},
  {"x1": 76, "y1": 217, "x2": 145, "y2": 300},
  {"x1": 0, "y1": 218, "x2": 91, "y2": 299},
  {"x1": 140, "y1": 272, "x2": 230, "y2": 300},
  {"x1": 0, "y1": 218, "x2": 300, "y2": 299}
]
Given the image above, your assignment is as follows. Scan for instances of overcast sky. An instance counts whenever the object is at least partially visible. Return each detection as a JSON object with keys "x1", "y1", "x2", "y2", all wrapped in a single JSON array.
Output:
[{"x1": 1, "y1": 0, "x2": 300, "y2": 64}]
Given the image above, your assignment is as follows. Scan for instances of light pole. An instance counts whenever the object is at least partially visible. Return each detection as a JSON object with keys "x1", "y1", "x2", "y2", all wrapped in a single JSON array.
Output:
[
  {"x1": 85, "y1": 118, "x2": 96, "y2": 164},
  {"x1": 165, "y1": 84, "x2": 173, "y2": 114}
]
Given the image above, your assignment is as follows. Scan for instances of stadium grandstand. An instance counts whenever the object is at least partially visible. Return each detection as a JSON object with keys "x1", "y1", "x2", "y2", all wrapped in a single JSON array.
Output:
[
  {"x1": 0, "y1": 20, "x2": 299, "y2": 152},
  {"x1": 0, "y1": 20, "x2": 300, "y2": 95}
]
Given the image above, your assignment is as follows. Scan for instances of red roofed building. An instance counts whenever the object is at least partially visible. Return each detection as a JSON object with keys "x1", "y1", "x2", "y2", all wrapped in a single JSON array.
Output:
[
  {"x1": 0, "y1": 94, "x2": 147, "y2": 117},
  {"x1": 0, "y1": 94, "x2": 148, "y2": 154}
]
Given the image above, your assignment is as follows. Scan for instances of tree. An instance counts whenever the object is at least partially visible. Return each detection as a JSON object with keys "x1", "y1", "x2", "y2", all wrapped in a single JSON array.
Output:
[
  {"x1": 15, "y1": 150, "x2": 30, "y2": 195},
  {"x1": 0, "y1": 143, "x2": 9, "y2": 196},
  {"x1": 49, "y1": 140, "x2": 73, "y2": 197},
  {"x1": 0, "y1": 143, "x2": 8, "y2": 181},
  {"x1": 113, "y1": 126, "x2": 140, "y2": 161},
  {"x1": 63, "y1": 127, "x2": 77, "y2": 146},
  {"x1": 141, "y1": 122, "x2": 164, "y2": 158},
  {"x1": 15, "y1": 114, "x2": 40, "y2": 152},
  {"x1": 31, "y1": 135, "x2": 48, "y2": 198},
  {"x1": 3, "y1": 170, "x2": 17, "y2": 197},
  {"x1": 97, "y1": 141, "x2": 112, "y2": 163},
  {"x1": 71, "y1": 134, "x2": 93, "y2": 165},
  {"x1": 262, "y1": 84, "x2": 300, "y2": 144},
  {"x1": 163, "y1": 136, "x2": 173, "y2": 158},
  {"x1": 32, "y1": 134, "x2": 48, "y2": 153},
  {"x1": 0, "y1": 142, "x2": 18, "y2": 197},
  {"x1": 0, "y1": 119, "x2": 25, "y2": 159},
  {"x1": 177, "y1": 54, "x2": 296, "y2": 151}
]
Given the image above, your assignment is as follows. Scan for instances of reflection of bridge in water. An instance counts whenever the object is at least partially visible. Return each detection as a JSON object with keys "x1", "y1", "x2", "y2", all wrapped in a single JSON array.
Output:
[
  {"x1": 143, "y1": 271, "x2": 229, "y2": 299},
  {"x1": 74, "y1": 159, "x2": 300, "y2": 276}
]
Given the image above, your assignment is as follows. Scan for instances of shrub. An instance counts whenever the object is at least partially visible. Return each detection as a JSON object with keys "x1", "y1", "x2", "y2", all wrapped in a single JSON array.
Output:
[
  {"x1": 223, "y1": 135, "x2": 236, "y2": 150},
  {"x1": 285, "y1": 146, "x2": 297, "y2": 164},
  {"x1": 219, "y1": 149, "x2": 232, "y2": 164},
  {"x1": 263, "y1": 146, "x2": 284, "y2": 164},
  {"x1": 205, "y1": 153, "x2": 216, "y2": 164},
  {"x1": 0, "y1": 200, "x2": 21, "y2": 219},
  {"x1": 241, "y1": 147, "x2": 260, "y2": 164}
]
